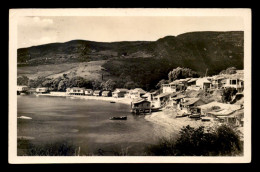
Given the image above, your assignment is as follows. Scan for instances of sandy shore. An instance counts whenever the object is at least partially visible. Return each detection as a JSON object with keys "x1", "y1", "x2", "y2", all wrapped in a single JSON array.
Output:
[
  {"x1": 145, "y1": 108, "x2": 219, "y2": 138},
  {"x1": 37, "y1": 92, "x2": 132, "y2": 105}
]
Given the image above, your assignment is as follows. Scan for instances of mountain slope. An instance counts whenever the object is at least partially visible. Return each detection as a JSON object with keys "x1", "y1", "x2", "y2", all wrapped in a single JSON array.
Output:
[{"x1": 17, "y1": 31, "x2": 244, "y2": 90}]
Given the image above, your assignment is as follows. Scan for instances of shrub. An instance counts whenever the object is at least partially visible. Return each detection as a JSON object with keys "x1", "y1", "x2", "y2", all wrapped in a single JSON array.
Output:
[
  {"x1": 18, "y1": 139, "x2": 77, "y2": 156},
  {"x1": 146, "y1": 125, "x2": 242, "y2": 156},
  {"x1": 222, "y1": 87, "x2": 238, "y2": 103}
]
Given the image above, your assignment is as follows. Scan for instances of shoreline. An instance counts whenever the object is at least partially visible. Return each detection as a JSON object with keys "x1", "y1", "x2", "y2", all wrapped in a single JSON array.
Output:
[{"x1": 36, "y1": 92, "x2": 132, "y2": 105}]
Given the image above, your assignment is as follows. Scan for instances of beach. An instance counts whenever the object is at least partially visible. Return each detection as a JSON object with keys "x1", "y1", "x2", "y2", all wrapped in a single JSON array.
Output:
[
  {"x1": 145, "y1": 108, "x2": 219, "y2": 138},
  {"x1": 37, "y1": 92, "x2": 132, "y2": 105}
]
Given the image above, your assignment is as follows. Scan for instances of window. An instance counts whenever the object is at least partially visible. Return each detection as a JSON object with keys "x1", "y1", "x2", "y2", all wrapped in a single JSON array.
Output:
[{"x1": 230, "y1": 80, "x2": 236, "y2": 85}]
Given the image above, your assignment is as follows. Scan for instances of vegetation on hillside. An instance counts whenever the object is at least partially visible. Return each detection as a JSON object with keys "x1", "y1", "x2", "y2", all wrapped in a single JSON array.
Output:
[
  {"x1": 18, "y1": 75, "x2": 120, "y2": 91},
  {"x1": 18, "y1": 31, "x2": 244, "y2": 77},
  {"x1": 219, "y1": 67, "x2": 237, "y2": 75}
]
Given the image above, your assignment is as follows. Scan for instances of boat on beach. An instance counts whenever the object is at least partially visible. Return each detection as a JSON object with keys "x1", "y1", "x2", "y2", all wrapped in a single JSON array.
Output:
[
  {"x1": 109, "y1": 116, "x2": 127, "y2": 120},
  {"x1": 110, "y1": 101, "x2": 116, "y2": 103},
  {"x1": 176, "y1": 113, "x2": 189, "y2": 118},
  {"x1": 201, "y1": 117, "x2": 211, "y2": 122},
  {"x1": 189, "y1": 113, "x2": 201, "y2": 119}
]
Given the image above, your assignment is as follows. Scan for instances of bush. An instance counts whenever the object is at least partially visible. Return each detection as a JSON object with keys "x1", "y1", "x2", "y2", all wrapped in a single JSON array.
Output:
[
  {"x1": 146, "y1": 125, "x2": 242, "y2": 156},
  {"x1": 17, "y1": 75, "x2": 29, "y2": 86},
  {"x1": 18, "y1": 139, "x2": 77, "y2": 156},
  {"x1": 222, "y1": 87, "x2": 238, "y2": 103},
  {"x1": 168, "y1": 67, "x2": 199, "y2": 82}
]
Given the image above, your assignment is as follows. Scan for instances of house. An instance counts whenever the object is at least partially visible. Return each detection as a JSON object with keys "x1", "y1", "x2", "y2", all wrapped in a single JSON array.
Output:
[
  {"x1": 210, "y1": 76, "x2": 226, "y2": 89},
  {"x1": 93, "y1": 90, "x2": 102, "y2": 96},
  {"x1": 180, "y1": 98, "x2": 206, "y2": 113},
  {"x1": 17, "y1": 85, "x2": 29, "y2": 95},
  {"x1": 171, "y1": 94, "x2": 186, "y2": 108},
  {"x1": 162, "y1": 79, "x2": 187, "y2": 93},
  {"x1": 102, "y1": 90, "x2": 112, "y2": 97},
  {"x1": 196, "y1": 78, "x2": 212, "y2": 90},
  {"x1": 131, "y1": 98, "x2": 151, "y2": 114},
  {"x1": 127, "y1": 88, "x2": 147, "y2": 99},
  {"x1": 112, "y1": 88, "x2": 128, "y2": 98},
  {"x1": 36, "y1": 87, "x2": 49, "y2": 94},
  {"x1": 187, "y1": 78, "x2": 198, "y2": 86},
  {"x1": 222, "y1": 77, "x2": 244, "y2": 93},
  {"x1": 27, "y1": 88, "x2": 36, "y2": 95},
  {"x1": 153, "y1": 92, "x2": 174, "y2": 108},
  {"x1": 85, "y1": 89, "x2": 93, "y2": 96},
  {"x1": 66, "y1": 87, "x2": 85, "y2": 95}
]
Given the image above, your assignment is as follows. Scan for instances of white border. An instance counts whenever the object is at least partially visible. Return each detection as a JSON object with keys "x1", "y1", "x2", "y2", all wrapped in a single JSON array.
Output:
[{"x1": 9, "y1": 8, "x2": 252, "y2": 164}]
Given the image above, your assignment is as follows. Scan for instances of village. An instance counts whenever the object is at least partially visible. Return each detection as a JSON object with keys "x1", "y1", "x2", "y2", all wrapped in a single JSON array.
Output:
[{"x1": 17, "y1": 69, "x2": 244, "y2": 130}]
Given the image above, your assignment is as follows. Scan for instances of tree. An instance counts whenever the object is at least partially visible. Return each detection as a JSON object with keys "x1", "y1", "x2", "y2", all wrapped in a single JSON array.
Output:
[
  {"x1": 219, "y1": 67, "x2": 237, "y2": 75},
  {"x1": 57, "y1": 80, "x2": 67, "y2": 91},
  {"x1": 168, "y1": 67, "x2": 199, "y2": 82},
  {"x1": 146, "y1": 124, "x2": 242, "y2": 156},
  {"x1": 41, "y1": 79, "x2": 53, "y2": 88},
  {"x1": 92, "y1": 80, "x2": 102, "y2": 90},
  {"x1": 124, "y1": 81, "x2": 138, "y2": 89},
  {"x1": 222, "y1": 87, "x2": 238, "y2": 103},
  {"x1": 28, "y1": 76, "x2": 47, "y2": 88},
  {"x1": 17, "y1": 75, "x2": 29, "y2": 86},
  {"x1": 156, "y1": 79, "x2": 169, "y2": 89},
  {"x1": 100, "y1": 79, "x2": 117, "y2": 91}
]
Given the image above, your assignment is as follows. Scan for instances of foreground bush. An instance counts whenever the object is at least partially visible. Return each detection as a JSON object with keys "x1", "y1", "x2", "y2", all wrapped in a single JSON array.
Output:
[
  {"x1": 18, "y1": 139, "x2": 77, "y2": 156},
  {"x1": 146, "y1": 125, "x2": 243, "y2": 156}
]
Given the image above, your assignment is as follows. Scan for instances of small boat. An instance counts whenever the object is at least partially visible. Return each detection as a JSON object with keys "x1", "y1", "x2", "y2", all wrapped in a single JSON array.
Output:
[
  {"x1": 151, "y1": 107, "x2": 161, "y2": 112},
  {"x1": 176, "y1": 113, "x2": 189, "y2": 118},
  {"x1": 109, "y1": 116, "x2": 127, "y2": 120},
  {"x1": 201, "y1": 117, "x2": 211, "y2": 122},
  {"x1": 189, "y1": 114, "x2": 201, "y2": 119},
  {"x1": 110, "y1": 101, "x2": 116, "y2": 103},
  {"x1": 18, "y1": 116, "x2": 32, "y2": 120}
]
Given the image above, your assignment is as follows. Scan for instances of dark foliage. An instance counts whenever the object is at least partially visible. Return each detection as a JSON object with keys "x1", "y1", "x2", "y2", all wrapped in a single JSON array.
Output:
[
  {"x1": 219, "y1": 67, "x2": 237, "y2": 75},
  {"x1": 168, "y1": 67, "x2": 199, "y2": 82},
  {"x1": 18, "y1": 139, "x2": 77, "y2": 156},
  {"x1": 17, "y1": 75, "x2": 29, "y2": 85},
  {"x1": 146, "y1": 125, "x2": 242, "y2": 156},
  {"x1": 222, "y1": 87, "x2": 238, "y2": 103}
]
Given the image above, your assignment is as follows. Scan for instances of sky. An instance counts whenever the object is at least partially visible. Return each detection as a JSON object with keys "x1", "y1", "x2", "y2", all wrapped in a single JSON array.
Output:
[{"x1": 17, "y1": 16, "x2": 244, "y2": 48}]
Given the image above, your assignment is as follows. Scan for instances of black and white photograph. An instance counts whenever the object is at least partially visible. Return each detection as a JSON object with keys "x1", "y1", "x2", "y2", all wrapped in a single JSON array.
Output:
[{"x1": 9, "y1": 9, "x2": 251, "y2": 163}]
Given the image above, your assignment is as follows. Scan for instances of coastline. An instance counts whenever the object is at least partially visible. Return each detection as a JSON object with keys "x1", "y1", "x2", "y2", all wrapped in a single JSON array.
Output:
[
  {"x1": 145, "y1": 108, "x2": 219, "y2": 138},
  {"x1": 36, "y1": 92, "x2": 132, "y2": 105}
]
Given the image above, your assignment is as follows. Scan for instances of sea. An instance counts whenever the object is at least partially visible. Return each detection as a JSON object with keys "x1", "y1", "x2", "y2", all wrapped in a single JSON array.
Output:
[{"x1": 17, "y1": 95, "x2": 163, "y2": 155}]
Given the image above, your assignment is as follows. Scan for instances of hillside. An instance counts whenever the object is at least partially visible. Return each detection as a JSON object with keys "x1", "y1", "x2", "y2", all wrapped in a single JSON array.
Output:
[{"x1": 17, "y1": 31, "x2": 244, "y2": 90}]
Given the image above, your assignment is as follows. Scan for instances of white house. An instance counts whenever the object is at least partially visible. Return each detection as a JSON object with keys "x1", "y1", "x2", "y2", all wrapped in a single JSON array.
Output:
[
  {"x1": 17, "y1": 85, "x2": 29, "y2": 92},
  {"x1": 196, "y1": 78, "x2": 212, "y2": 90},
  {"x1": 36, "y1": 87, "x2": 49, "y2": 94},
  {"x1": 85, "y1": 89, "x2": 93, "y2": 96},
  {"x1": 112, "y1": 88, "x2": 129, "y2": 98},
  {"x1": 222, "y1": 77, "x2": 244, "y2": 93},
  {"x1": 126, "y1": 88, "x2": 146, "y2": 99},
  {"x1": 66, "y1": 87, "x2": 85, "y2": 95}
]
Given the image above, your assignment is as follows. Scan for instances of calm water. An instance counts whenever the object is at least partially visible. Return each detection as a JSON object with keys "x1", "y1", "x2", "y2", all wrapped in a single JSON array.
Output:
[{"x1": 17, "y1": 95, "x2": 159, "y2": 155}]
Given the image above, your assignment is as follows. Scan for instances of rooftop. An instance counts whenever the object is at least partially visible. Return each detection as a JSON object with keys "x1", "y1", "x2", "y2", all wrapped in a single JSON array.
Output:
[
  {"x1": 114, "y1": 88, "x2": 129, "y2": 92},
  {"x1": 181, "y1": 98, "x2": 203, "y2": 106},
  {"x1": 154, "y1": 92, "x2": 174, "y2": 98},
  {"x1": 197, "y1": 101, "x2": 241, "y2": 111},
  {"x1": 171, "y1": 94, "x2": 186, "y2": 100},
  {"x1": 132, "y1": 98, "x2": 150, "y2": 104}
]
